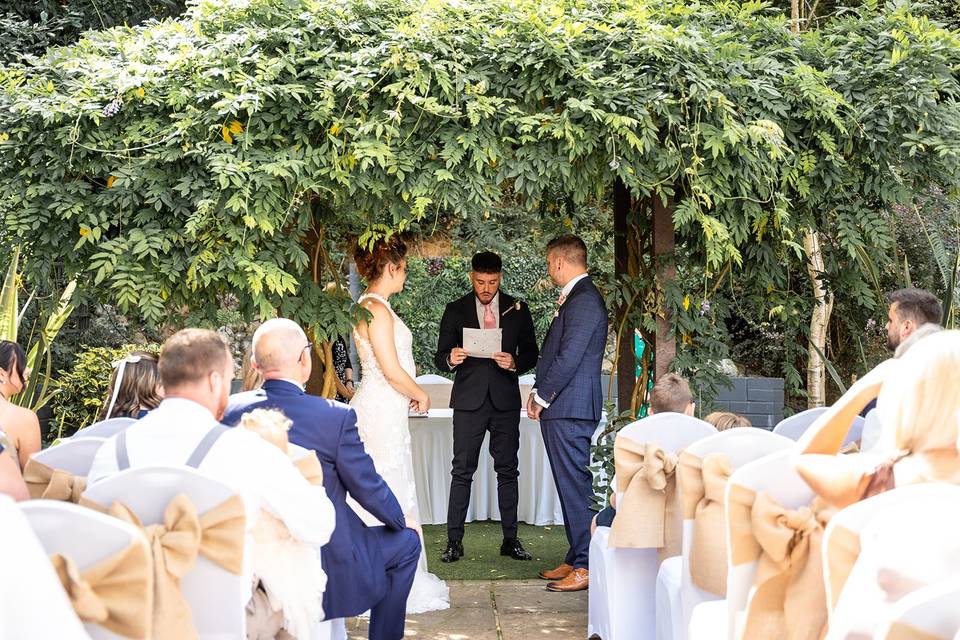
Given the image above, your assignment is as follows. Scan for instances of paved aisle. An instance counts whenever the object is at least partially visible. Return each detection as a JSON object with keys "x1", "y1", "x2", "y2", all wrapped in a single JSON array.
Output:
[{"x1": 347, "y1": 579, "x2": 588, "y2": 639}]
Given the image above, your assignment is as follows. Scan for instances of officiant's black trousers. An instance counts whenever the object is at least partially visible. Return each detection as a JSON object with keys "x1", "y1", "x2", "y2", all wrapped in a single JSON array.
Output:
[{"x1": 447, "y1": 395, "x2": 520, "y2": 541}]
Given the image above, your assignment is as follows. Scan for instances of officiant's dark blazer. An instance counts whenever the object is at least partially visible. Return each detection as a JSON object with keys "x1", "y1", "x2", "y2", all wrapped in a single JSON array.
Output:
[
  {"x1": 222, "y1": 380, "x2": 408, "y2": 619},
  {"x1": 434, "y1": 290, "x2": 539, "y2": 412}
]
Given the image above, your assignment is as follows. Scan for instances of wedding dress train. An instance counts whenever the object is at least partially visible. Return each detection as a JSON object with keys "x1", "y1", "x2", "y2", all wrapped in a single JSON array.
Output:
[{"x1": 349, "y1": 292, "x2": 450, "y2": 614}]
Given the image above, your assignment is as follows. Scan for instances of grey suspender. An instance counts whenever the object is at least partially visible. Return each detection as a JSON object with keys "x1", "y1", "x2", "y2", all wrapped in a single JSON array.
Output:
[{"x1": 115, "y1": 424, "x2": 230, "y2": 471}]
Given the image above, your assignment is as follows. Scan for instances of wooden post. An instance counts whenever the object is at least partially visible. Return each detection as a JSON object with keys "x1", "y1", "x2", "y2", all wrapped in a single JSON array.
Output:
[
  {"x1": 613, "y1": 179, "x2": 635, "y2": 413},
  {"x1": 652, "y1": 195, "x2": 676, "y2": 379}
]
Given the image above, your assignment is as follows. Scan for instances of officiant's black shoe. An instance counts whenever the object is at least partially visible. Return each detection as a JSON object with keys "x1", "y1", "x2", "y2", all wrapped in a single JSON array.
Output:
[
  {"x1": 500, "y1": 537, "x2": 532, "y2": 561},
  {"x1": 440, "y1": 539, "x2": 464, "y2": 563}
]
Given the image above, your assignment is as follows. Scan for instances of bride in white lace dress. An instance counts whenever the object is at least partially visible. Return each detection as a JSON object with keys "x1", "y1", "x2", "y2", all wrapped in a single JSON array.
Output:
[{"x1": 349, "y1": 236, "x2": 450, "y2": 614}]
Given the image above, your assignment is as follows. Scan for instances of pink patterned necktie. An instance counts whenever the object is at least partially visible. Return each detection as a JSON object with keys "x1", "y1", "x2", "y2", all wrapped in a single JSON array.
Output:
[
  {"x1": 557, "y1": 293, "x2": 567, "y2": 306},
  {"x1": 483, "y1": 303, "x2": 496, "y2": 329}
]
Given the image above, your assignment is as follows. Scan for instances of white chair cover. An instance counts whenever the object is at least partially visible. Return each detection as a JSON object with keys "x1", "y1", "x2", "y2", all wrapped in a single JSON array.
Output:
[
  {"x1": 826, "y1": 485, "x2": 960, "y2": 640},
  {"x1": 656, "y1": 429, "x2": 794, "y2": 640},
  {"x1": 72, "y1": 418, "x2": 137, "y2": 440},
  {"x1": 772, "y1": 407, "x2": 828, "y2": 440},
  {"x1": 31, "y1": 437, "x2": 108, "y2": 476},
  {"x1": 0, "y1": 496, "x2": 92, "y2": 639},
  {"x1": 874, "y1": 577, "x2": 960, "y2": 640},
  {"x1": 861, "y1": 408, "x2": 883, "y2": 452},
  {"x1": 822, "y1": 483, "x2": 960, "y2": 619},
  {"x1": 21, "y1": 500, "x2": 149, "y2": 640},
  {"x1": 588, "y1": 413, "x2": 716, "y2": 640},
  {"x1": 687, "y1": 450, "x2": 815, "y2": 640},
  {"x1": 83, "y1": 466, "x2": 247, "y2": 639}
]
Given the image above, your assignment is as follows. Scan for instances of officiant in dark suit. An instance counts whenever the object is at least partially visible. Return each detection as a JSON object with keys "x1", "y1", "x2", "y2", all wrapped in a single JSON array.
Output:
[{"x1": 434, "y1": 251, "x2": 539, "y2": 563}]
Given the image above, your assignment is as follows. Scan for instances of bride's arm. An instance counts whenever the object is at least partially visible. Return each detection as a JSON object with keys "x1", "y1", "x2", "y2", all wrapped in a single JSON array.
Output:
[{"x1": 362, "y1": 301, "x2": 429, "y2": 409}]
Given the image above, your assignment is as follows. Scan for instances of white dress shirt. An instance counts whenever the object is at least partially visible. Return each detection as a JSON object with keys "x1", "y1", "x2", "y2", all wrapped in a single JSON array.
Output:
[
  {"x1": 533, "y1": 273, "x2": 590, "y2": 408},
  {"x1": 88, "y1": 397, "x2": 336, "y2": 592}
]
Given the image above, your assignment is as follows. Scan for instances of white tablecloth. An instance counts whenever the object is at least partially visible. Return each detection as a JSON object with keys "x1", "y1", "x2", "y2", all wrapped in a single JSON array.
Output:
[{"x1": 409, "y1": 410, "x2": 605, "y2": 526}]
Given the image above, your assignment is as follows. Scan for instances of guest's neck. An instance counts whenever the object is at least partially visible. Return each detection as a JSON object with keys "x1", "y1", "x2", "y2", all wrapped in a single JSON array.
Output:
[
  {"x1": 560, "y1": 270, "x2": 587, "y2": 288},
  {"x1": 260, "y1": 370, "x2": 306, "y2": 386}
]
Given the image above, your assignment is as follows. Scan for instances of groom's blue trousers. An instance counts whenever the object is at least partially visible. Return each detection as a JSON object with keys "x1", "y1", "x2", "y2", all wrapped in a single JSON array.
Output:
[
  {"x1": 368, "y1": 526, "x2": 421, "y2": 640},
  {"x1": 540, "y1": 417, "x2": 598, "y2": 569}
]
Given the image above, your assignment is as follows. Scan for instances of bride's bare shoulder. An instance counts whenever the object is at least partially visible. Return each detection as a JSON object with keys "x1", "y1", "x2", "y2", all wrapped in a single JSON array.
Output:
[{"x1": 358, "y1": 298, "x2": 394, "y2": 332}]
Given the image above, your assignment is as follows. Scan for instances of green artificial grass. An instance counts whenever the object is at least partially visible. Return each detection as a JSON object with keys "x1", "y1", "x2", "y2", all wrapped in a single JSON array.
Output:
[{"x1": 422, "y1": 521, "x2": 569, "y2": 581}]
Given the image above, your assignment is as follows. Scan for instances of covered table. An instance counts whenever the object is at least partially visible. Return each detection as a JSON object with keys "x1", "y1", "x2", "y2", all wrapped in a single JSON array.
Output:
[{"x1": 408, "y1": 408, "x2": 605, "y2": 526}]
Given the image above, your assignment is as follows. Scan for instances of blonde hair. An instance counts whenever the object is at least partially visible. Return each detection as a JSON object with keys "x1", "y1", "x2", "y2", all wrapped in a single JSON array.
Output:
[
  {"x1": 879, "y1": 330, "x2": 960, "y2": 453},
  {"x1": 704, "y1": 411, "x2": 752, "y2": 431},
  {"x1": 240, "y1": 408, "x2": 291, "y2": 453},
  {"x1": 241, "y1": 344, "x2": 263, "y2": 392}
]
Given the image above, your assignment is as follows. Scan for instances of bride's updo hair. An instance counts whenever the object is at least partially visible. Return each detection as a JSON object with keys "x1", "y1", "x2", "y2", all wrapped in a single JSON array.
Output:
[{"x1": 354, "y1": 235, "x2": 408, "y2": 282}]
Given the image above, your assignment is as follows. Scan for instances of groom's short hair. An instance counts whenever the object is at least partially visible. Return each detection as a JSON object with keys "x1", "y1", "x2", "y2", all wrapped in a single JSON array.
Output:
[
  {"x1": 547, "y1": 235, "x2": 587, "y2": 267},
  {"x1": 471, "y1": 251, "x2": 502, "y2": 274}
]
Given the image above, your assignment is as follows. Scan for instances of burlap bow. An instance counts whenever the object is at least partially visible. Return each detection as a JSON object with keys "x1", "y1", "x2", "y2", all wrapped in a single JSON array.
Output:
[
  {"x1": 884, "y1": 621, "x2": 943, "y2": 640},
  {"x1": 24, "y1": 459, "x2": 87, "y2": 502},
  {"x1": 728, "y1": 486, "x2": 832, "y2": 640},
  {"x1": 679, "y1": 451, "x2": 733, "y2": 596},
  {"x1": 108, "y1": 494, "x2": 245, "y2": 640},
  {"x1": 50, "y1": 541, "x2": 153, "y2": 639},
  {"x1": 294, "y1": 451, "x2": 324, "y2": 486},
  {"x1": 825, "y1": 524, "x2": 860, "y2": 611},
  {"x1": 609, "y1": 440, "x2": 681, "y2": 560}
]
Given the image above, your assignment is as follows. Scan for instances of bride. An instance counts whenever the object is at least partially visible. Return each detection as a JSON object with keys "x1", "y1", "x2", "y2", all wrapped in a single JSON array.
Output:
[{"x1": 349, "y1": 234, "x2": 450, "y2": 614}]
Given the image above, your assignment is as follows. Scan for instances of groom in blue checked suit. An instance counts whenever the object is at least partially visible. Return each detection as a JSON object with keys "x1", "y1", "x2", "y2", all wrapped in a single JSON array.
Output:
[
  {"x1": 527, "y1": 235, "x2": 608, "y2": 593},
  {"x1": 222, "y1": 318, "x2": 420, "y2": 640}
]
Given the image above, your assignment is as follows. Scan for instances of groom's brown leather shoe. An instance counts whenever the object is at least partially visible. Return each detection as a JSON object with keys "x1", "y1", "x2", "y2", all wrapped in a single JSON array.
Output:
[
  {"x1": 538, "y1": 563, "x2": 574, "y2": 580},
  {"x1": 546, "y1": 568, "x2": 589, "y2": 592}
]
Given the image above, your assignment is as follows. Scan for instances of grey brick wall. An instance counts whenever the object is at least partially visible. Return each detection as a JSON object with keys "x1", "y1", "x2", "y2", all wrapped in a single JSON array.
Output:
[
  {"x1": 602, "y1": 374, "x2": 785, "y2": 430},
  {"x1": 712, "y1": 377, "x2": 784, "y2": 429}
]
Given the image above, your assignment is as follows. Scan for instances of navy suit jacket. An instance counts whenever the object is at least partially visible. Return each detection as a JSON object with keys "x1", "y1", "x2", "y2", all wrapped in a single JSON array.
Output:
[
  {"x1": 535, "y1": 276, "x2": 608, "y2": 421},
  {"x1": 222, "y1": 379, "x2": 405, "y2": 619}
]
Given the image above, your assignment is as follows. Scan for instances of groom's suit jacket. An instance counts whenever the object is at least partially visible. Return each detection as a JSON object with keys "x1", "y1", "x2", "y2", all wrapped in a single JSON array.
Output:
[
  {"x1": 535, "y1": 276, "x2": 608, "y2": 421},
  {"x1": 434, "y1": 290, "x2": 539, "y2": 411},
  {"x1": 222, "y1": 380, "x2": 406, "y2": 619}
]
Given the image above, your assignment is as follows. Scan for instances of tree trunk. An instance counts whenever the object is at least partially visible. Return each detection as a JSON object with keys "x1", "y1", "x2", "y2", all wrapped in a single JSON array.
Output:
[
  {"x1": 803, "y1": 229, "x2": 834, "y2": 407},
  {"x1": 652, "y1": 196, "x2": 676, "y2": 379},
  {"x1": 613, "y1": 179, "x2": 636, "y2": 412}
]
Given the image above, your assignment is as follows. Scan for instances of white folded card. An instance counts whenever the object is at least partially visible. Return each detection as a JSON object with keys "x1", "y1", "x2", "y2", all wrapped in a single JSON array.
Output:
[{"x1": 463, "y1": 328, "x2": 502, "y2": 358}]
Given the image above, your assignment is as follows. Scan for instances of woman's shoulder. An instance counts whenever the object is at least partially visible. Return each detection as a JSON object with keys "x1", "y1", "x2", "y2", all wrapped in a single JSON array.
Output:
[{"x1": 0, "y1": 403, "x2": 39, "y2": 430}]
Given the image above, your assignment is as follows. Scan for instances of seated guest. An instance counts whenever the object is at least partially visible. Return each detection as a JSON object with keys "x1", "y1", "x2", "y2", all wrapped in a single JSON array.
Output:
[
  {"x1": 0, "y1": 431, "x2": 27, "y2": 500},
  {"x1": 240, "y1": 408, "x2": 326, "y2": 640},
  {"x1": 88, "y1": 329, "x2": 336, "y2": 615},
  {"x1": 592, "y1": 373, "x2": 696, "y2": 533},
  {"x1": 797, "y1": 330, "x2": 960, "y2": 508},
  {"x1": 0, "y1": 341, "x2": 40, "y2": 470},
  {"x1": 223, "y1": 318, "x2": 421, "y2": 640},
  {"x1": 98, "y1": 351, "x2": 163, "y2": 420},
  {"x1": 860, "y1": 287, "x2": 942, "y2": 417},
  {"x1": 704, "y1": 411, "x2": 751, "y2": 431}
]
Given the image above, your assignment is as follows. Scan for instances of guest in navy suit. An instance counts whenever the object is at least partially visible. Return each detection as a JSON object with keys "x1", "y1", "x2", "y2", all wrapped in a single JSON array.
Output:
[
  {"x1": 527, "y1": 235, "x2": 608, "y2": 592},
  {"x1": 223, "y1": 318, "x2": 421, "y2": 640}
]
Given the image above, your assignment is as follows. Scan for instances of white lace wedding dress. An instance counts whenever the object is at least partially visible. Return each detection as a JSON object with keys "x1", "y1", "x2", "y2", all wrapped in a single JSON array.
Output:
[{"x1": 349, "y1": 292, "x2": 450, "y2": 614}]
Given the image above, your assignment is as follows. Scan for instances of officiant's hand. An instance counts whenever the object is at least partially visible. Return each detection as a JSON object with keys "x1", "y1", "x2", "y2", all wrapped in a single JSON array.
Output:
[
  {"x1": 449, "y1": 347, "x2": 468, "y2": 367},
  {"x1": 492, "y1": 352, "x2": 515, "y2": 370}
]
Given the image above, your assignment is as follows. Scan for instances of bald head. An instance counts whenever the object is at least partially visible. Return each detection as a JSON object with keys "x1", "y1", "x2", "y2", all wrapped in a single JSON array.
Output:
[{"x1": 252, "y1": 318, "x2": 312, "y2": 383}]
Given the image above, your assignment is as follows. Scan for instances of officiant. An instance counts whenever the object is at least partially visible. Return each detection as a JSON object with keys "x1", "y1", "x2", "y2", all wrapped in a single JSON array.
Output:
[{"x1": 434, "y1": 251, "x2": 539, "y2": 563}]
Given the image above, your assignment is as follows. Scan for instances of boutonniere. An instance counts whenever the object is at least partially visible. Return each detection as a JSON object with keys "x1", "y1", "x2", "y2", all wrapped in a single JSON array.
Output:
[{"x1": 501, "y1": 301, "x2": 522, "y2": 318}]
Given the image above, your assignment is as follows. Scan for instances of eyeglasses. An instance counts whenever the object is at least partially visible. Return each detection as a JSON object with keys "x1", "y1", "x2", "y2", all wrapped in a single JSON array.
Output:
[{"x1": 300, "y1": 342, "x2": 313, "y2": 359}]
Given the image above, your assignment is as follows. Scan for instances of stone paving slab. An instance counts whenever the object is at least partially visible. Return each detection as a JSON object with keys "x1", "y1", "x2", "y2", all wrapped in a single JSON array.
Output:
[{"x1": 347, "y1": 580, "x2": 588, "y2": 639}]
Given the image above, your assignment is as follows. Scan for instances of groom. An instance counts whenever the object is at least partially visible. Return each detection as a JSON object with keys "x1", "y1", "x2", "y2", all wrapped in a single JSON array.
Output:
[
  {"x1": 528, "y1": 235, "x2": 608, "y2": 592},
  {"x1": 434, "y1": 251, "x2": 539, "y2": 563}
]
